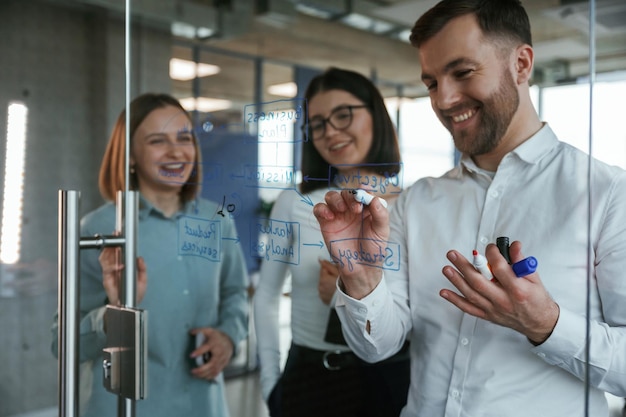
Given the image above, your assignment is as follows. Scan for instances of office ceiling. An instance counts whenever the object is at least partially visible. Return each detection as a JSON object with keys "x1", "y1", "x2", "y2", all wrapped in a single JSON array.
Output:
[
  {"x1": 172, "y1": 0, "x2": 626, "y2": 103},
  {"x1": 48, "y1": 0, "x2": 626, "y2": 105},
  {"x1": 174, "y1": 0, "x2": 626, "y2": 117}
]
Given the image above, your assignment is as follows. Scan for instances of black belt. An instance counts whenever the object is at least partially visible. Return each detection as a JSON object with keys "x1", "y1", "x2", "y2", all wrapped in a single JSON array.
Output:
[{"x1": 290, "y1": 344, "x2": 361, "y2": 371}]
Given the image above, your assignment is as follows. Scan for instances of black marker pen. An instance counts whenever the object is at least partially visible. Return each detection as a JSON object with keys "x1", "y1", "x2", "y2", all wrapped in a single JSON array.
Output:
[{"x1": 496, "y1": 236, "x2": 511, "y2": 264}]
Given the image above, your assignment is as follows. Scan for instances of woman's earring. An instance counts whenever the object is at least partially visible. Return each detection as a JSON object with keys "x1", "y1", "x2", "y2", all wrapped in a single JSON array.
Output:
[{"x1": 130, "y1": 166, "x2": 135, "y2": 174}]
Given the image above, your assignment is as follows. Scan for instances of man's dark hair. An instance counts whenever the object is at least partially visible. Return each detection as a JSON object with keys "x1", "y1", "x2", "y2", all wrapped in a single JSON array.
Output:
[{"x1": 410, "y1": 0, "x2": 532, "y2": 50}]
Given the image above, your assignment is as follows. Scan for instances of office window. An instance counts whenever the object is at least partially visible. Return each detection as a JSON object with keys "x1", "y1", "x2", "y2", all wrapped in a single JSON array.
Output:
[
  {"x1": 541, "y1": 79, "x2": 626, "y2": 169},
  {"x1": 257, "y1": 62, "x2": 298, "y2": 203},
  {"x1": 387, "y1": 97, "x2": 454, "y2": 186}
]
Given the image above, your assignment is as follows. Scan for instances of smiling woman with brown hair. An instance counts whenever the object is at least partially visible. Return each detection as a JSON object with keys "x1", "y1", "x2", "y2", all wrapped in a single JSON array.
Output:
[{"x1": 52, "y1": 93, "x2": 248, "y2": 417}]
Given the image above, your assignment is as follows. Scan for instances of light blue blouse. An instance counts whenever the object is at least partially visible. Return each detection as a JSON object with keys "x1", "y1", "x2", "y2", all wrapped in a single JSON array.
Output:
[{"x1": 53, "y1": 195, "x2": 248, "y2": 417}]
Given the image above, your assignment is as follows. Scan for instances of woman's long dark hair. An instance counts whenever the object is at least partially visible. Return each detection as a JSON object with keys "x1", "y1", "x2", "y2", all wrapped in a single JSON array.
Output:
[{"x1": 300, "y1": 67, "x2": 401, "y2": 194}]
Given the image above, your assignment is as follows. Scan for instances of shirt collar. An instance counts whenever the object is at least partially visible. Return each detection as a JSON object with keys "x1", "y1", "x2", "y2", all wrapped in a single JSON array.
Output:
[
  {"x1": 137, "y1": 195, "x2": 156, "y2": 220},
  {"x1": 459, "y1": 123, "x2": 559, "y2": 175},
  {"x1": 510, "y1": 123, "x2": 559, "y2": 164},
  {"x1": 137, "y1": 194, "x2": 198, "y2": 220}
]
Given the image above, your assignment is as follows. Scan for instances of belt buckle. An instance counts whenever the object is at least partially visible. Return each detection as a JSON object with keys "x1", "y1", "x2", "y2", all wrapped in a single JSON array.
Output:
[{"x1": 322, "y1": 350, "x2": 344, "y2": 371}]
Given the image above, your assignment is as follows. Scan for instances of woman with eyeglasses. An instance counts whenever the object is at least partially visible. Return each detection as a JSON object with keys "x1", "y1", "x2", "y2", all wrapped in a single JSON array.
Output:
[{"x1": 254, "y1": 67, "x2": 410, "y2": 417}]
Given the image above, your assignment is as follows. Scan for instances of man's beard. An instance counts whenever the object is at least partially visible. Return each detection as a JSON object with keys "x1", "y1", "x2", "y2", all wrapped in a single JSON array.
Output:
[{"x1": 444, "y1": 68, "x2": 520, "y2": 156}]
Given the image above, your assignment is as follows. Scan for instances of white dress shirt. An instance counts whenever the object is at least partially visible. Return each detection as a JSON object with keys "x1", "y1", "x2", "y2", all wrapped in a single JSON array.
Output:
[
  {"x1": 336, "y1": 124, "x2": 626, "y2": 417},
  {"x1": 254, "y1": 187, "x2": 353, "y2": 401}
]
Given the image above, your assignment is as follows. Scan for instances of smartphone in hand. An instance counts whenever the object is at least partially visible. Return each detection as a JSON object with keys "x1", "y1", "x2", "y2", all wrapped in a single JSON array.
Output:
[{"x1": 188, "y1": 333, "x2": 212, "y2": 368}]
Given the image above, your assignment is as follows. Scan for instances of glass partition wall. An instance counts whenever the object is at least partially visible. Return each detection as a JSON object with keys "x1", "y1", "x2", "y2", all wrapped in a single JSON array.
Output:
[{"x1": 1, "y1": 0, "x2": 625, "y2": 416}]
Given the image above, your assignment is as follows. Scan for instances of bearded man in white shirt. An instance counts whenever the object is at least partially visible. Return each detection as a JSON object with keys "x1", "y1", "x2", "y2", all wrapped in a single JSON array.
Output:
[{"x1": 313, "y1": 0, "x2": 626, "y2": 416}]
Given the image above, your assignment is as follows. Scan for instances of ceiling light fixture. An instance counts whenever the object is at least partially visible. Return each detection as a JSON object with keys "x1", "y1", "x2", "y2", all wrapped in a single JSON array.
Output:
[
  {"x1": 294, "y1": 3, "x2": 337, "y2": 19},
  {"x1": 340, "y1": 13, "x2": 395, "y2": 34},
  {"x1": 179, "y1": 97, "x2": 232, "y2": 113},
  {"x1": 267, "y1": 82, "x2": 298, "y2": 98},
  {"x1": 171, "y1": 22, "x2": 216, "y2": 40},
  {"x1": 169, "y1": 58, "x2": 220, "y2": 81}
]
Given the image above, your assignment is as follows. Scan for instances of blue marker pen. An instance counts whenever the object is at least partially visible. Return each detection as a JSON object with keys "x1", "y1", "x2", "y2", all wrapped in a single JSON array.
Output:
[{"x1": 512, "y1": 256, "x2": 538, "y2": 277}]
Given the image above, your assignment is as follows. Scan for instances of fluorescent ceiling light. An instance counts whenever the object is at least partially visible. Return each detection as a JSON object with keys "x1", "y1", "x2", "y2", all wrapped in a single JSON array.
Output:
[
  {"x1": 394, "y1": 28, "x2": 412, "y2": 43},
  {"x1": 341, "y1": 13, "x2": 395, "y2": 34},
  {"x1": 171, "y1": 22, "x2": 216, "y2": 40},
  {"x1": 267, "y1": 82, "x2": 297, "y2": 98},
  {"x1": 196, "y1": 27, "x2": 216, "y2": 39},
  {"x1": 295, "y1": 4, "x2": 335, "y2": 19},
  {"x1": 171, "y1": 22, "x2": 196, "y2": 39},
  {"x1": 170, "y1": 58, "x2": 220, "y2": 81},
  {"x1": 179, "y1": 97, "x2": 232, "y2": 113}
]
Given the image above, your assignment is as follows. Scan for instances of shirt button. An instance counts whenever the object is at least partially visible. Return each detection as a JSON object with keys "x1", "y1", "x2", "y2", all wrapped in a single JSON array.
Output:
[
  {"x1": 537, "y1": 352, "x2": 546, "y2": 358},
  {"x1": 359, "y1": 307, "x2": 367, "y2": 314},
  {"x1": 451, "y1": 389, "x2": 460, "y2": 399},
  {"x1": 178, "y1": 256, "x2": 183, "y2": 261},
  {"x1": 490, "y1": 190, "x2": 499, "y2": 198},
  {"x1": 183, "y1": 289, "x2": 189, "y2": 295},
  {"x1": 461, "y1": 338, "x2": 469, "y2": 346},
  {"x1": 480, "y1": 236, "x2": 489, "y2": 244}
]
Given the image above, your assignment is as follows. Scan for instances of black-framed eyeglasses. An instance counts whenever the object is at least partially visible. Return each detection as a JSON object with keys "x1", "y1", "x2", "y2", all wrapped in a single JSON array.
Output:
[{"x1": 304, "y1": 105, "x2": 369, "y2": 141}]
